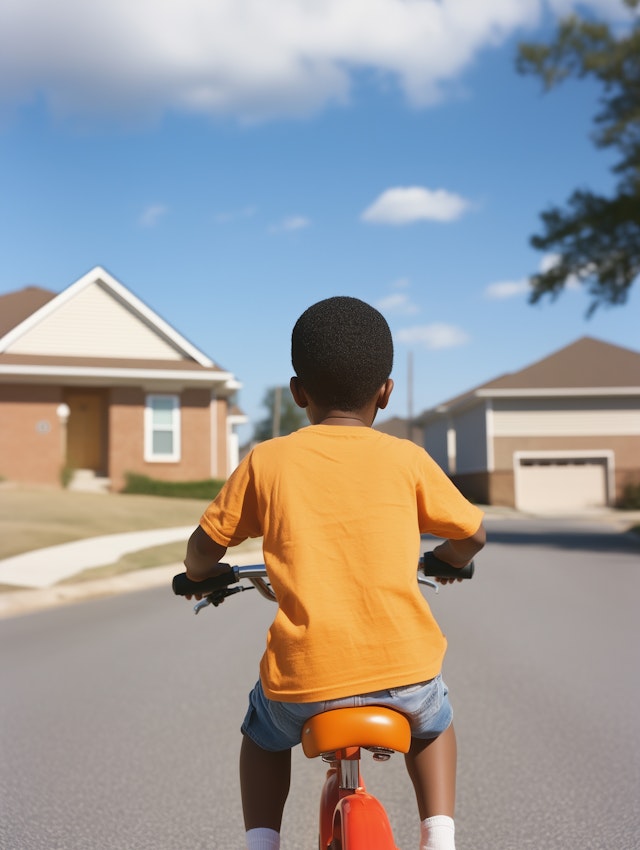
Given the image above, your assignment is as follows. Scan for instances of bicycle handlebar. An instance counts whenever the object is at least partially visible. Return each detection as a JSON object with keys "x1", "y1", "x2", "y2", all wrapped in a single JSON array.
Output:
[
  {"x1": 421, "y1": 551, "x2": 474, "y2": 580},
  {"x1": 172, "y1": 552, "x2": 474, "y2": 604},
  {"x1": 172, "y1": 566, "x2": 238, "y2": 597}
]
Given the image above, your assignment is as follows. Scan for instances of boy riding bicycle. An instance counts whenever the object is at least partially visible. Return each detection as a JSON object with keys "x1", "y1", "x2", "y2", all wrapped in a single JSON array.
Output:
[{"x1": 183, "y1": 296, "x2": 485, "y2": 850}]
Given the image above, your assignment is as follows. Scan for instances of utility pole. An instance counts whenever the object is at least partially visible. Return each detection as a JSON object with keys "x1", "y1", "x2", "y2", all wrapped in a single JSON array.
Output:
[{"x1": 272, "y1": 385, "x2": 282, "y2": 439}]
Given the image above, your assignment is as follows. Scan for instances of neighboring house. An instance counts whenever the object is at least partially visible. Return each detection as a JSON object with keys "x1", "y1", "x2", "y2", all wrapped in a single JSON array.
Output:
[
  {"x1": 416, "y1": 337, "x2": 640, "y2": 512},
  {"x1": 0, "y1": 266, "x2": 246, "y2": 491},
  {"x1": 374, "y1": 415, "x2": 423, "y2": 445}
]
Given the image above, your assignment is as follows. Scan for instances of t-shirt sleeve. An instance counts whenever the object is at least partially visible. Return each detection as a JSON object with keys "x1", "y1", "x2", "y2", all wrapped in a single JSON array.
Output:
[
  {"x1": 199, "y1": 453, "x2": 263, "y2": 546},
  {"x1": 415, "y1": 449, "x2": 484, "y2": 539}
]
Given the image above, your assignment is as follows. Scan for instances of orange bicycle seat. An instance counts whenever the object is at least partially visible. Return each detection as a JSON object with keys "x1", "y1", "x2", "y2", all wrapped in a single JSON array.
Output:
[{"x1": 301, "y1": 706, "x2": 411, "y2": 758}]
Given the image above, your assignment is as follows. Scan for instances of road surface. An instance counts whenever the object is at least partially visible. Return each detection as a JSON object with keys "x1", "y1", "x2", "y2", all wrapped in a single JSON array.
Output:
[{"x1": 1, "y1": 516, "x2": 639, "y2": 849}]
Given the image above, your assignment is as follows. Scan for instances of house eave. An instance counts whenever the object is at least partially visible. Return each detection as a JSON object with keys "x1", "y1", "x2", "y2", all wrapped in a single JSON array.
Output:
[
  {"x1": 475, "y1": 387, "x2": 640, "y2": 398},
  {"x1": 418, "y1": 385, "x2": 640, "y2": 423},
  {"x1": 228, "y1": 413, "x2": 249, "y2": 426},
  {"x1": 0, "y1": 363, "x2": 241, "y2": 394}
]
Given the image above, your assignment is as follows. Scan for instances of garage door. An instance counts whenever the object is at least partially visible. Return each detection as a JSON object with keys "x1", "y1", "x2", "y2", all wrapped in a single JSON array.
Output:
[{"x1": 516, "y1": 457, "x2": 609, "y2": 513}]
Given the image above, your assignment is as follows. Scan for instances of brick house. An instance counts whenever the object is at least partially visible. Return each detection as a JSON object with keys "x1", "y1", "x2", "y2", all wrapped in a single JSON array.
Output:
[
  {"x1": 416, "y1": 337, "x2": 640, "y2": 512},
  {"x1": 0, "y1": 266, "x2": 246, "y2": 491}
]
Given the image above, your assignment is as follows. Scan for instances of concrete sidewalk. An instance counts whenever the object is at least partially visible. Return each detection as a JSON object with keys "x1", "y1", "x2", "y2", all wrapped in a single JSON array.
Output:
[
  {"x1": 0, "y1": 527, "x2": 194, "y2": 589},
  {"x1": 0, "y1": 529, "x2": 265, "y2": 619}
]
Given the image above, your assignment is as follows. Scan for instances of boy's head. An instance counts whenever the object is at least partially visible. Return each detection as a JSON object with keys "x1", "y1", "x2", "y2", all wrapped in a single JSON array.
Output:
[{"x1": 291, "y1": 296, "x2": 393, "y2": 411}]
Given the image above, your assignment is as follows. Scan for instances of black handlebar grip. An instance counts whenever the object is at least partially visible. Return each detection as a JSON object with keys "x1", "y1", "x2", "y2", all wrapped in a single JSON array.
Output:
[
  {"x1": 172, "y1": 565, "x2": 237, "y2": 596},
  {"x1": 422, "y1": 552, "x2": 475, "y2": 580}
]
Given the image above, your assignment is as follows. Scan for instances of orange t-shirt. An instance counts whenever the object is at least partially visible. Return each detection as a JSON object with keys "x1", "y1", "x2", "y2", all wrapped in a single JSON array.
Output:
[{"x1": 200, "y1": 425, "x2": 483, "y2": 702}]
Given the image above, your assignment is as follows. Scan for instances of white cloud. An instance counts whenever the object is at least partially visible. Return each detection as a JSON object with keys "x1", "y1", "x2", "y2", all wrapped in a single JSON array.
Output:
[
  {"x1": 396, "y1": 322, "x2": 469, "y2": 349},
  {"x1": 0, "y1": 1, "x2": 624, "y2": 124},
  {"x1": 485, "y1": 278, "x2": 530, "y2": 299},
  {"x1": 377, "y1": 292, "x2": 420, "y2": 315},
  {"x1": 362, "y1": 186, "x2": 470, "y2": 225},
  {"x1": 485, "y1": 252, "x2": 590, "y2": 299},
  {"x1": 269, "y1": 215, "x2": 311, "y2": 233},
  {"x1": 539, "y1": 252, "x2": 561, "y2": 274},
  {"x1": 538, "y1": 252, "x2": 588, "y2": 290},
  {"x1": 376, "y1": 278, "x2": 420, "y2": 314},
  {"x1": 138, "y1": 204, "x2": 168, "y2": 227}
]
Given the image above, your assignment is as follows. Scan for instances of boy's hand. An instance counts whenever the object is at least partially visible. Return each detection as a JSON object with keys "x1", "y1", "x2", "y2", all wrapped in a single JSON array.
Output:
[
  {"x1": 431, "y1": 522, "x2": 486, "y2": 583},
  {"x1": 431, "y1": 535, "x2": 483, "y2": 570},
  {"x1": 173, "y1": 567, "x2": 235, "y2": 603}
]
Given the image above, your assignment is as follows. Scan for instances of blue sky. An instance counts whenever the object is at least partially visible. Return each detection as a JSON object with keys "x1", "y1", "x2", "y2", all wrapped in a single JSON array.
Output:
[{"x1": 1, "y1": 0, "x2": 638, "y2": 443}]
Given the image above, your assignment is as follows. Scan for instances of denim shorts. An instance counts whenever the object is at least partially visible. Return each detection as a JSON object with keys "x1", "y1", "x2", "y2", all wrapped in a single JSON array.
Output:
[{"x1": 241, "y1": 675, "x2": 453, "y2": 752}]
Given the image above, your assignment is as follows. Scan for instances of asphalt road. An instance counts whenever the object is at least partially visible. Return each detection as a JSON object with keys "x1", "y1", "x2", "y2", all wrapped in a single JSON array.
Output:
[{"x1": 1, "y1": 517, "x2": 639, "y2": 850}]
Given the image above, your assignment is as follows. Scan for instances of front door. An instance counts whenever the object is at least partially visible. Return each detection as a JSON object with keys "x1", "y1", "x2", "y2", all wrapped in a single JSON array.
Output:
[{"x1": 65, "y1": 392, "x2": 104, "y2": 471}]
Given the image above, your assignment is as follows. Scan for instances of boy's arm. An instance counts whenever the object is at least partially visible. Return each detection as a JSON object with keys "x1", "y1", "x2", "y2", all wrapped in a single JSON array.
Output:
[
  {"x1": 184, "y1": 525, "x2": 228, "y2": 582},
  {"x1": 432, "y1": 521, "x2": 486, "y2": 568}
]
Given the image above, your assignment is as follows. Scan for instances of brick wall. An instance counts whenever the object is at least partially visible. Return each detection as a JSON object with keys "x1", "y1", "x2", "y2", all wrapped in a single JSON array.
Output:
[
  {"x1": 0, "y1": 385, "x2": 66, "y2": 486},
  {"x1": 108, "y1": 387, "x2": 214, "y2": 491}
]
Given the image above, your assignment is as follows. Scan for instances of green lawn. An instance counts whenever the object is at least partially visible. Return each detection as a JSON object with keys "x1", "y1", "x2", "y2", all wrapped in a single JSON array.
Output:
[
  {"x1": 0, "y1": 485, "x2": 264, "y2": 591},
  {"x1": 0, "y1": 485, "x2": 209, "y2": 560}
]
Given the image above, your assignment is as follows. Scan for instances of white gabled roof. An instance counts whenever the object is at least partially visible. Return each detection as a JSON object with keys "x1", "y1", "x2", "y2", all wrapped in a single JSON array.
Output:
[{"x1": 0, "y1": 266, "x2": 215, "y2": 368}]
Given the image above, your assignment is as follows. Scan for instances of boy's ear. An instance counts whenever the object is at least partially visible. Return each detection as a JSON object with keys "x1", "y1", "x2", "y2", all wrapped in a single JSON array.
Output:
[
  {"x1": 377, "y1": 378, "x2": 394, "y2": 410},
  {"x1": 289, "y1": 376, "x2": 309, "y2": 409}
]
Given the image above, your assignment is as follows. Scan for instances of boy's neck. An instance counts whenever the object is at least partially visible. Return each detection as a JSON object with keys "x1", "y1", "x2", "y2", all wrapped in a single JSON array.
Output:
[
  {"x1": 318, "y1": 413, "x2": 369, "y2": 427},
  {"x1": 291, "y1": 377, "x2": 393, "y2": 429}
]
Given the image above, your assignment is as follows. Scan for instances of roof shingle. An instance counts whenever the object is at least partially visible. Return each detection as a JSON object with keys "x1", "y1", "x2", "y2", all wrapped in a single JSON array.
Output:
[{"x1": 0, "y1": 287, "x2": 56, "y2": 338}]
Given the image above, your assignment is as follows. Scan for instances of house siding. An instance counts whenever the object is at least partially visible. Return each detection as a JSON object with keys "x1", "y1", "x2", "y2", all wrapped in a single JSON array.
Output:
[
  {"x1": 491, "y1": 397, "x2": 640, "y2": 437},
  {"x1": 0, "y1": 384, "x2": 65, "y2": 485},
  {"x1": 453, "y1": 404, "x2": 488, "y2": 474},
  {"x1": 423, "y1": 418, "x2": 450, "y2": 473},
  {"x1": 7, "y1": 282, "x2": 184, "y2": 360}
]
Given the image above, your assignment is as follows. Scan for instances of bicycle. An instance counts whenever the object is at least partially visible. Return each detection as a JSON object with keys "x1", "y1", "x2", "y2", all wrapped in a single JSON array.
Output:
[{"x1": 173, "y1": 551, "x2": 474, "y2": 850}]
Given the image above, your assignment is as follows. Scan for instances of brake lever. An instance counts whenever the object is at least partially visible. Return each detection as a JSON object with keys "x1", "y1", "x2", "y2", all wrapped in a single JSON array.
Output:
[
  {"x1": 193, "y1": 597, "x2": 213, "y2": 614},
  {"x1": 193, "y1": 584, "x2": 253, "y2": 614},
  {"x1": 417, "y1": 575, "x2": 439, "y2": 593}
]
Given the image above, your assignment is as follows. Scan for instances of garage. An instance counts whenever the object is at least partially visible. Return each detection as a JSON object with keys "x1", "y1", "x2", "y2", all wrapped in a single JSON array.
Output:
[{"x1": 514, "y1": 453, "x2": 612, "y2": 513}]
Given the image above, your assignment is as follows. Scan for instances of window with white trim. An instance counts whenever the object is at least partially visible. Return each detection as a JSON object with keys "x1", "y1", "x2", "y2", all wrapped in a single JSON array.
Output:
[{"x1": 145, "y1": 394, "x2": 181, "y2": 462}]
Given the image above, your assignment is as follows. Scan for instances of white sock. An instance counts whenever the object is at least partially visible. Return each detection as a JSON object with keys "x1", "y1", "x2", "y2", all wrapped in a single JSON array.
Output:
[
  {"x1": 246, "y1": 827, "x2": 280, "y2": 850},
  {"x1": 420, "y1": 815, "x2": 455, "y2": 850}
]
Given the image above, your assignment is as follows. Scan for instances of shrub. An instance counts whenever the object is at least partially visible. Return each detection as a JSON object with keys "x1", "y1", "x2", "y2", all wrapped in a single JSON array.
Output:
[{"x1": 122, "y1": 473, "x2": 225, "y2": 500}]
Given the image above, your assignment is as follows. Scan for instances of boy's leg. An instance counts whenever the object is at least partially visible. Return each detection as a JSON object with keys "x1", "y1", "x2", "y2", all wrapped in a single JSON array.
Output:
[
  {"x1": 404, "y1": 723, "x2": 457, "y2": 819},
  {"x1": 239, "y1": 733, "x2": 291, "y2": 832},
  {"x1": 405, "y1": 724, "x2": 457, "y2": 850}
]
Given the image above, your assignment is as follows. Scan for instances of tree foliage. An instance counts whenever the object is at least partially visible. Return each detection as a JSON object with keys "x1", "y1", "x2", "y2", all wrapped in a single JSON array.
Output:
[
  {"x1": 253, "y1": 385, "x2": 307, "y2": 443},
  {"x1": 517, "y1": 0, "x2": 640, "y2": 314}
]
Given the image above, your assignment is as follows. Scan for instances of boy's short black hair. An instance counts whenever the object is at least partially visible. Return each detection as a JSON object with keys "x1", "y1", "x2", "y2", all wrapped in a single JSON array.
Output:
[{"x1": 291, "y1": 296, "x2": 393, "y2": 410}]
